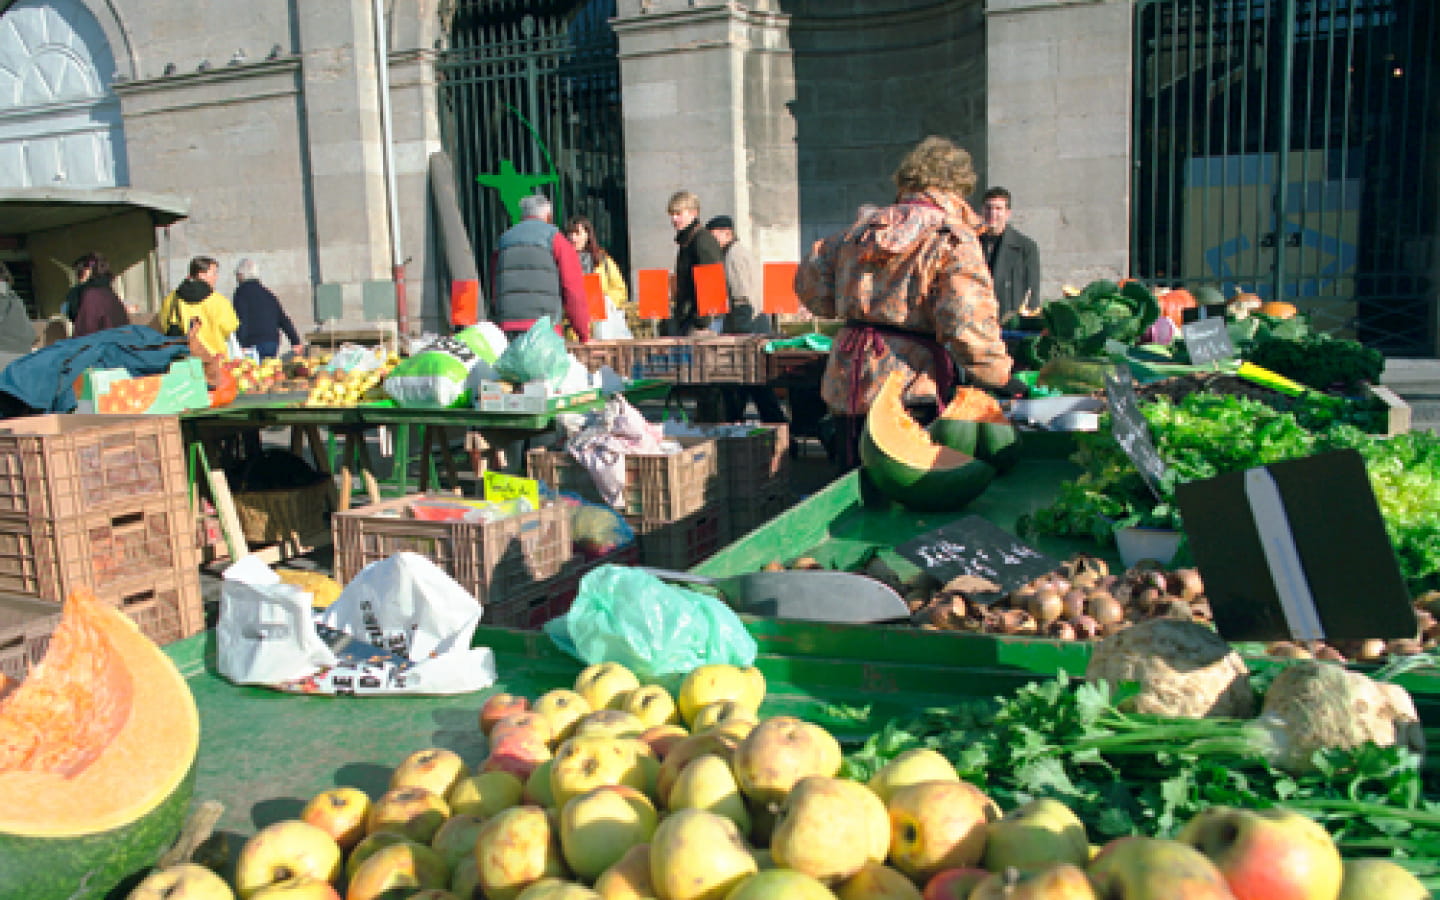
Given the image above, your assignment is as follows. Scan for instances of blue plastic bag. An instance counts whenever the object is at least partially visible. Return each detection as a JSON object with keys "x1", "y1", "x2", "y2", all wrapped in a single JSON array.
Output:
[{"x1": 543, "y1": 565, "x2": 756, "y2": 678}]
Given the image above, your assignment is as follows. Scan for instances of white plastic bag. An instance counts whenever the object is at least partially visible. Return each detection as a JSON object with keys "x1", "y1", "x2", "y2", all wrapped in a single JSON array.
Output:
[{"x1": 218, "y1": 555, "x2": 338, "y2": 685}]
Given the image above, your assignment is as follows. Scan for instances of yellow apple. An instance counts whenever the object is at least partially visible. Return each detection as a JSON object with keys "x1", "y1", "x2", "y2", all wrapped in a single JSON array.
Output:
[
  {"x1": 345, "y1": 832, "x2": 412, "y2": 881},
  {"x1": 475, "y1": 805, "x2": 570, "y2": 900},
  {"x1": 667, "y1": 753, "x2": 750, "y2": 835},
  {"x1": 866, "y1": 749, "x2": 958, "y2": 805},
  {"x1": 655, "y1": 731, "x2": 741, "y2": 808},
  {"x1": 982, "y1": 797, "x2": 1090, "y2": 873},
  {"x1": 447, "y1": 770, "x2": 524, "y2": 819},
  {"x1": 392, "y1": 748, "x2": 472, "y2": 799},
  {"x1": 573, "y1": 710, "x2": 647, "y2": 741},
  {"x1": 886, "y1": 780, "x2": 999, "y2": 883},
  {"x1": 234, "y1": 820, "x2": 342, "y2": 899},
  {"x1": 574, "y1": 662, "x2": 641, "y2": 711},
  {"x1": 346, "y1": 840, "x2": 450, "y2": 900},
  {"x1": 690, "y1": 701, "x2": 758, "y2": 734},
  {"x1": 299, "y1": 786, "x2": 371, "y2": 851},
  {"x1": 649, "y1": 809, "x2": 757, "y2": 900},
  {"x1": 514, "y1": 879, "x2": 600, "y2": 899},
  {"x1": 1337, "y1": 858, "x2": 1429, "y2": 900},
  {"x1": 726, "y1": 869, "x2": 838, "y2": 900},
  {"x1": 677, "y1": 665, "x2": 764, "y2": 727},
  {"x1": 247, "y1": 876, "x2": 341, "y2": 900},
  {"x1": 622, "y1": 685, "x2": 680, "y2": 728},
  {"x1": 549, "y1": 736, "x2": 655, "y2": 809},
  {"x1": 1088, "y1": 836, "x2": 1234, "y2": 898},
  {"x1": 534, "y1": 689, "x2": 593, "y2": 743},
  {"x1": 559, "y1": 784, "x2": 659, "y2": 883},
  {"x1": 592, "y1": 843, "x2": 654, "y2": 900},
  {"x1": 638, "y1": 724, "x2": 689, "y2": 760},
  {"x1": 967, "y1": 863, "x2": 1095, "y2": 900},
  {"x1": 731, "y1": 716, "x2": 842, "y2": 806},
  {"x1": 367, "y1": 786, "x2": 451, "y2": 844},
  {"x1": 771, "y1": 776, "x2": 888, "y2": 884},
  {"x1": 834, "y1": 862, "x2": 923, "y2": 900},
  {"x1": 127, "y1": 863, "x2": 235, "y2": 900}
]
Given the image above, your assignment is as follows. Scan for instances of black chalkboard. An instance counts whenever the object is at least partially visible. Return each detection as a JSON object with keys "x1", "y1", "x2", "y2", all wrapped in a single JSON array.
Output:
[
  {"x1": 1103, "y1": 366, "x2": 1170, "y2": 497},
  {"x1": 895, "y1": 515, "x2": 1061, "y2": 603},
  {"x1": 1176, "y1": 450, "x2": 1416, "y2": 642},
  {"x1": 1182, "y1": 316, "x2": 1236, "y2": 366}
]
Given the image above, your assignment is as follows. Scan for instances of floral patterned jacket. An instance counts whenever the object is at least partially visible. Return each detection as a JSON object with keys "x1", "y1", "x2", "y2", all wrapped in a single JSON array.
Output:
[{"x1": 795, "y1": 189, "x2": 1013, "y2": 415}]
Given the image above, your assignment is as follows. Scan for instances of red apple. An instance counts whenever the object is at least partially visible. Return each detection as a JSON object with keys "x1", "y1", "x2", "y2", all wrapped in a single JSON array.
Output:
[
  {"x1": 1178, "y1": 806, "x2": 1342, "y2": 900},
  {"x1": 480, "y1": 693, "x2": 530, "y2": 735},
  {"x1": 1087, "y1": 836, "x2": 1234, "y2": 899},
  {"x1": 968, "y1": 863, "x2": 1096, "y2": 900},
  {"x1": 923, "y1": 867, "x2": 990, "y2": 900},
  {"x1": 234, "y1": 820, "x2": 342, "y2": 899},
  {"x1": 886, "y1": 780, "x2": 1000, "y2": 882},
  {"x1": 299, "y1": 787, "x2": 370, "y2": 851},
  {"x1": 481, "y1": 730, "x2": 553, "y2": 781},
  {"x1": 490, "y1": 712, "x2": 555, "y2": 747}
]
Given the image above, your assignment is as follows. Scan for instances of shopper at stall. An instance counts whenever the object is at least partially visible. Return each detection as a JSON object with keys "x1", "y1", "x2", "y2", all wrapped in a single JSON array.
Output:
[
  {"x1": 795, "y1": 135, "x2": 1022, "y2": 469},
  {"x1": 490, "y1": 193, "x2": 591, "y2": 342},
  {"x1": 707, "y1": 214, "x2": 786, "y2": 423},
  {"x1": 60, "y1": 253, "x2": 93, "y2": 322},
  {"x1": 159, "y1": 255, "x2": 239, "y2": 357},
  {"x1": 0, "y1": 263, "x2": 33, "y2": 368},
  {"x1": 71, "y1": 252, "x2": 131, "y2": 338},
  {"x1": 564, "y1": 214, "x2": 633, "y2": 339},
  {"x1": 979, "y1": 186, "x2": 1042, "y2": 321},
  {"x1": 666, "y1": 190, "x2": 724, "y2": 336},
  {"x1": 232, "y1": 258, "x2": 302, "y2": 359}
]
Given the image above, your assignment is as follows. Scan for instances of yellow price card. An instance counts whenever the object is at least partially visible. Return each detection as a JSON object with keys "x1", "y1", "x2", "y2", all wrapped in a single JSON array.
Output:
[{"x1": 483, "y1": 471, "x2": 541, "y2": 508}]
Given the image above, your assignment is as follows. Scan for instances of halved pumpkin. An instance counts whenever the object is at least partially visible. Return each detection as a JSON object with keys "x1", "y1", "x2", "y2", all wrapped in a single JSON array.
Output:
[
  {"x1": 860, "y1": 372, "x2": 996, "y2": 512},
  {"x1": 0, "y1": 589, "x2": 199, "y2": 899},
  {"x1": 928, "y1": 387, "x2": 1023, "y2": 474}
]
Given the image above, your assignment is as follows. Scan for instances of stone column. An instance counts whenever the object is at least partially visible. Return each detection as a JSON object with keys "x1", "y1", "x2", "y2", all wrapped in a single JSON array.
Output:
[
  {"x1": 295, "y1": 0, "x2": 394, "y2": 321},
  {"x1": 985, "y1": 0, "x2": 1133, "y2": 294}
]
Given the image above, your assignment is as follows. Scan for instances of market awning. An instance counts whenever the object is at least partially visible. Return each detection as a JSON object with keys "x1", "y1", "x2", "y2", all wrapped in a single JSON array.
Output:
[{"x1": 0, "y1": 187, "x2": 190, "y2": 234}]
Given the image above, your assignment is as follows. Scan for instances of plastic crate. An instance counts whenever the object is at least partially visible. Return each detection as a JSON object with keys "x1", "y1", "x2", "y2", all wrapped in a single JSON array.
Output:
[
  {"x1": 693, "y1": 335, "x2": 767, "y2": 383},
  {"x1": 527, "y1": 437, "x2": 720, "y2": 521},
  {"x1": 101, "y1": 569, "x2": 207, "y2": 647},
  {"x1": 483, "y1": 544, "x2": 643, "y2": 630},
  {"x1": 727, "y1": 474, "x2": 796, "y2": 542},
  {"x1": 631, "y1": 504, "x2": 728, "y2": 570},
  {"x1": 332, "y1": 496, "x2": 571, "y2": 605},
  {"x1": 0, "y1": 594, "x2": 62, "y2": 683},
  {"x1": 709, "y1": 424, "x2": 791, "y2": 498},
  {"x1": 0, "y1": 414, "x2": 188, "y2": 520},
  {"x1": 0, "y1": 495, "x2": 200, "y2": 602},
  {"x1": 567, "y1": 340, "x2": 631, "y2": 375},
  {"x1": 627, "y1": 338, "x2": 697, "y2": 382}
]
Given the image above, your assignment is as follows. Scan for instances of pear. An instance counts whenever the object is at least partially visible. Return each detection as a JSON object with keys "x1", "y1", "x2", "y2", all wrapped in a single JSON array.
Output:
[
  {"x1": 667, "y1": 753, "x2": 750, "y2": 836},
  {"x1": 649, "y1": 809, "x2": 757, "y2": 900}
]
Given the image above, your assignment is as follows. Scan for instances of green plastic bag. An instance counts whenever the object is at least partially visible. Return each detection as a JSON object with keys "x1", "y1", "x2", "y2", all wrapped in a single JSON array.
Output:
[
  {"x1": 764, "y1": 334, "x2": 832, "y2": 353},
  {"x1": 495, "y1": 316, "x2": 571, "y2": 384},
  {"x1": 543, "y1": 565, "x2": 757, "y2": 678}
]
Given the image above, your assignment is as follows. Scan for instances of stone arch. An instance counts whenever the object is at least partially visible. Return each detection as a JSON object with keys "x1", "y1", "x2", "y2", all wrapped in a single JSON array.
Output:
[{"x1": 0, "y1": 0, "x2": 128, "y2": 186}]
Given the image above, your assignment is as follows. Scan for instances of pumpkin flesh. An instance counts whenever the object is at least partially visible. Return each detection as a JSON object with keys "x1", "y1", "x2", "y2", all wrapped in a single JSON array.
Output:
[
  {"x1": 929, "y1": 387, "x2": 1023, "y2": 474},
  {"x1": 861, "y1": 373, "x2": 995, "y2": 511},
  {"x1": 0, "y1": 591, "x2": 197, "y2": 835}
]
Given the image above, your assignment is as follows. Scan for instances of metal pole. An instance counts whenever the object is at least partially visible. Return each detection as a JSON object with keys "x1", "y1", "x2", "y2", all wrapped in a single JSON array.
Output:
[
  {"x1": 373, "y1": 0, "x2": 409, "y2": 335},
  {"x1": 1272, "y1": 0, "x2": 1297, "y2": 304}
]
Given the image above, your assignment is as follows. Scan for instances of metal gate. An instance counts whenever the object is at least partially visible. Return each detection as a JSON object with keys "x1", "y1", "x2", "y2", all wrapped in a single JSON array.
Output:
[
  {"x1": 438, "y1": 0, "x2": 626, "y2": 296},
  {"x1": 1132, "y1": 0, "x2": 1439, "y2": 354}
]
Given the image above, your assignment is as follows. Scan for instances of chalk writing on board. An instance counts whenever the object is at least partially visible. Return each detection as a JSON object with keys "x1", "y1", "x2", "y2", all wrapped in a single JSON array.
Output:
[
  {"x1": 1183, "y1": 317, "x2": 1236, "y2": 366},
  {"x1": 895, "y1": 516, "x2": 1062, "y2": 601}
]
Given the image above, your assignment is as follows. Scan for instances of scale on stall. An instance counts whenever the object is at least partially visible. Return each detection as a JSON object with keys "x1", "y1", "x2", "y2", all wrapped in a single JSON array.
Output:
[{"x1": 1175, "y1": 449, "x2": 1417, "y2": 642}]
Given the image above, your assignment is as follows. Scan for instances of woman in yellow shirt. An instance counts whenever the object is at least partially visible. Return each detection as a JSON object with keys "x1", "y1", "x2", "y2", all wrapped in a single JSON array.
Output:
[
  {"x1": 564, "y1": 215, "x2": 641, "y2": 339},
  {"x1": 159, "y1": 255, "x2": 240, "y2": 356}
]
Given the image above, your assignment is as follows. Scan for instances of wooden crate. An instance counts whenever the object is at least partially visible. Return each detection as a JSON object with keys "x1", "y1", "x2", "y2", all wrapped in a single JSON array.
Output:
[
  {"x1": 333, "y1": 497, "x2": 571, "y2": 605},
  {"x1": 526, "y1": 438, "x2": 721, "y2": 521},
  {"x1": 0, "y1": 414, "x2": 188, "y2": 521}
]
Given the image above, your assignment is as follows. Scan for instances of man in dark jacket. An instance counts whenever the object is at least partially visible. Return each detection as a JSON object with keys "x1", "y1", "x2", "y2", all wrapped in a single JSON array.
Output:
[
  {"x1": 979, "y1": 187, "x2": 1042, "y2": 321},
  {"x1": 232, "y1": 258, "x2": 302, "y2": 358},
  {"x1": 666, "y1": 190, "x2": 724, "y2": 336},
  {"x1": 490, "y1": 194, "x2": 590, "y2": 341},
  {"x1": 707, "y1": 215, "x2": 786, "y2": 423}
]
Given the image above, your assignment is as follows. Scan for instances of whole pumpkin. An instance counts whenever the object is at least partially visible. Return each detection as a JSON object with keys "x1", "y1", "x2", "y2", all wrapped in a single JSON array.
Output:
[
  {"x1": 1259, "y1": 300, "x2": 1298, "y2": 319},
  {"x1": 1158, "y1": 288, "x2": 1197, "y2": 326}
]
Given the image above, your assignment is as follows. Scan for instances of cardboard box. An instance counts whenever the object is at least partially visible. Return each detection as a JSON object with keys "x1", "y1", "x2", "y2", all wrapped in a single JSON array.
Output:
[{"x1": 75, "y1": 357, "x2": 211, "y2": 415}]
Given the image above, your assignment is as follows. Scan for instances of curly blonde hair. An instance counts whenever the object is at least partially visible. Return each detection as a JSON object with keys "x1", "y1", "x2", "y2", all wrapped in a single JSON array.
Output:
[{"x1": 893, "y1": 136, "x2": 977, "y2": 197}]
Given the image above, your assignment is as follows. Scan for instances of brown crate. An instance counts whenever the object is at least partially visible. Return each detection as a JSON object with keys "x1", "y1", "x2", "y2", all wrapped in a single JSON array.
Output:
[
  {"x1": 567, "y1": 340, "x2": 631, "y2": 376},
  {"x1": 727, "y1": 474, "x2": 796, "y2": 542},
  {"x1": 0, "y1": 495, "x2": 200, "y2": 602},
  {"x1": 0, "y1": 594, "x2": 62, "y2": 682},
  {"x1": 0, "y1": 414, "x2": 188, "y2": 520},
  {"x1": 694, "y1": 335, "x2": 767, "y2": 383},
  {"x1": 527, "y1": 437, "x2": 720, "y2": 521},
  {"x1": 333, "y1": 497, "x2": 571, "y2": 605},
  {"x1": 99, "y1": 569, "x2": 207, "y2": 646},
  {"x1": 626, "y1": 338, "x2": 697, "y2": 382},
  {"x1": 710, "y1": 424, "x2": 791, "y2": 499},
  {"x1": 631, "y1": 505, "x2": 728, "y2": 570}
]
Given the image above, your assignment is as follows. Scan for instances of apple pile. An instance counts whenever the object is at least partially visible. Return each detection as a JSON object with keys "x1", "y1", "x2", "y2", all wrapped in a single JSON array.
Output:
[{"x1": 126, "y1": 660, "x2": 1430, "y2": 900}]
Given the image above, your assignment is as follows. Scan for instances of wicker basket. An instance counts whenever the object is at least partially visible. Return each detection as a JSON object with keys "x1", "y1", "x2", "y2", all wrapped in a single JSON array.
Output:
[{"x1": 233, "y1": 477, "x2": 337, "y2": 544}]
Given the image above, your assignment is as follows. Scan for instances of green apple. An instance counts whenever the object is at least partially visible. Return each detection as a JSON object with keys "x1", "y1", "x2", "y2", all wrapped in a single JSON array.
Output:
[
  {"x1": 126, "y1": 863, "x2": 234, "y2": 900},
  {"x1": 430, "y1": 813, "x2": 488, "y2": 870},
  {"x1": 885, "y1": 780, "x2": 999, "y2": 883},
  {"x1": 1337, "y1": 858, "x2": 1429, "y2": 900},
  {"x1": 367, "y1": 786, "x2": 451, "y2": 844},
  {"x1": 515, "y1": 878, "x2": 600, "y2": 899},
  {"x1": 573, "y1": 710, "x2": 647, "y2": 741},
  {"x1": 866, "y1": 749, "x2": 958, "y2": 805},
  {"x1": 345, "y1": 832, "x2": 412, "y2": 881},
  {"x1": 982, "y1": 797, "x2": 1090, "y2": 873},
  {"x1": 1177, "y1": 806, "x2": 1342, "y2": 900},
  {"x1": 834, "y1": 861, "x2": 923, "y2": 900},
  {"x1": 560, "y1": 785, "x2": 659, "y2": 883},
  {"x1": 525, "y1": 758, "x2": 557, "y2": 808},
  {"x1": 667, "y1": 752, "x2": 750, "y2": 835},
  {"x1": 346, "y1": 840, "x2": 450, "y2": 900},
  {"x1": 727, "y1": 869, "x2": 838, "y2": 899},
  {"x1": 649, "y1": 809, "x2": 757, "y2": 900},
  {"x1": 575, "y1": 662, "x2": 641, "y2": 711},
  {"x1": 451, "y1": 852, "x2": 482, "y2": 899},
  {"x1": 623, "y1": 685, "x2": 680, "y2": 728},
  {"x1": 234, "y1": 820, "x2": 342, "y2": 899},
  {"x1": 656, "y1": 731, "x2": 741, "y2": 808},
  {"x1": 1087, "y1": 836, "x2": 1234, "y2": 898},
  {"x1": 448, "y1": 770, "x2": 524, "y2": 819}
]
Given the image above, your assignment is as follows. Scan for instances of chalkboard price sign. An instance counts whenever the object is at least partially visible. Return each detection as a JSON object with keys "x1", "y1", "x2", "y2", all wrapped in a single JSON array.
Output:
[
  {"x1": 1182, "y1": 317, "x2": 1236, "y2": 366},
  {"x1": 895, "y1": 515, "x2": 1061, "y2": 602},
  {"x1": 1104, "y1": 366, "x2": 1170, "y2": 497}
]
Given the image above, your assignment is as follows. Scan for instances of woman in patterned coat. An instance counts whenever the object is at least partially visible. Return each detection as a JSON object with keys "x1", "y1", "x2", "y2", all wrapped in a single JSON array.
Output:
[{"x1": 795, "y1": 136, "x2": 1024, "y2": 468}]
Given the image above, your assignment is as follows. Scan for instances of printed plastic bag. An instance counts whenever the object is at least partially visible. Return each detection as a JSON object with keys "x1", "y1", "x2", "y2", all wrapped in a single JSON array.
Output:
[
  {"x1": 495, "y1": 316, "x2": 571, "y2": 385},
  {"x1": 384, "y1": 335, "x2": 482, "y2": 408},
  {"x1": 543, "y1": 565, "x2": 756, "y2": 678},
  {"x1": 218, "y1": 555, "x2": 339, "y2": 685}
]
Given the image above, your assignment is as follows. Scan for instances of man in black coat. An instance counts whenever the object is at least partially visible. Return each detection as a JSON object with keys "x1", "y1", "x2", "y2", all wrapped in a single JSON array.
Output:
[
  {"x1": 666, "y1": 190, "x2": 724, "y2": 336},
  {"x1": 979, "y1": 187, "x2": 1042, "y2": 322}
]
